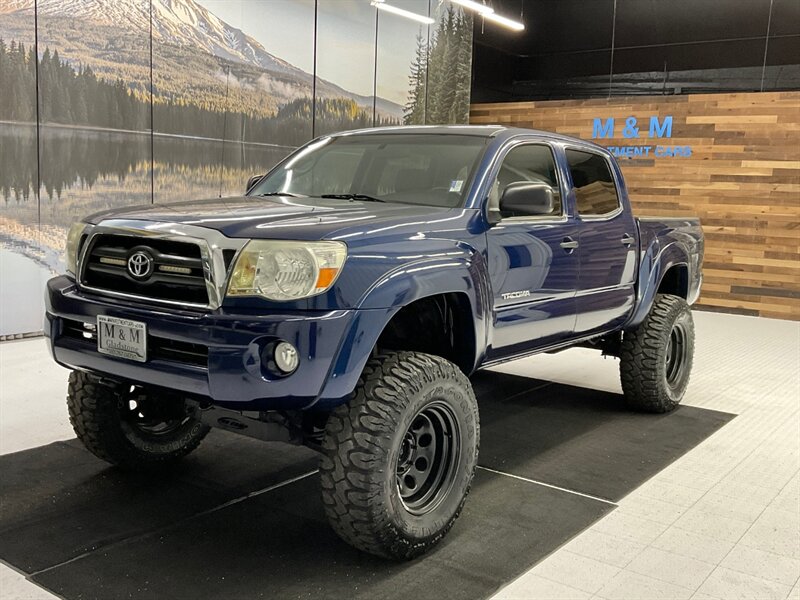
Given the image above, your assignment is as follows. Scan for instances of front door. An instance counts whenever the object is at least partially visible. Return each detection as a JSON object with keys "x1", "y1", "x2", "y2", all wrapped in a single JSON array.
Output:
[{"x1": 486, "y1": 143, "x2": 579, "y2": 357}]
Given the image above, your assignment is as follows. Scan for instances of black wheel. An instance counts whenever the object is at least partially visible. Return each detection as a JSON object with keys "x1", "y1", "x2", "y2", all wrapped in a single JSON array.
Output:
[
  {"x1": 620, "y1": 293, "x2": 695, "y2": 413},
  {"x1": 320, "y1": 351, "x2": 479, "y2": 560},
  {"x1": 67, "y1": 371, "x2": 209, "y2": 469}
]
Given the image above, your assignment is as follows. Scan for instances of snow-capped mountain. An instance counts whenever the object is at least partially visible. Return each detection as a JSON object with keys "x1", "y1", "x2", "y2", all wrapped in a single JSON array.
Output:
[
  {"x1": 5, "y1": 0, "x2": 307, "y2": 77},
  {"x1": 2, "y1": 0, "x2": 403, "y2": 117}
]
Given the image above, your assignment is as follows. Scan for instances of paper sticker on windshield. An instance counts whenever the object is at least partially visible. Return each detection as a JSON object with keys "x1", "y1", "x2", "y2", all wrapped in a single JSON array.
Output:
[{"x1": 449, "y1": 180, "x2": 464, "y2": 193}]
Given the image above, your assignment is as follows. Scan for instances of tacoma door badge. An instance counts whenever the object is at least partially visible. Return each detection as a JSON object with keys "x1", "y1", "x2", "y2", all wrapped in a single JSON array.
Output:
[{"x1": 501, "y1": 290, "x2": 531, "y2": 300}]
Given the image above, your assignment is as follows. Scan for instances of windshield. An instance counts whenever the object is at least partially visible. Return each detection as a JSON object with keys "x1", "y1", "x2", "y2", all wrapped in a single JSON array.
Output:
[{"x1": 250, "y1": 134, "x2": 488, "y2": 208}]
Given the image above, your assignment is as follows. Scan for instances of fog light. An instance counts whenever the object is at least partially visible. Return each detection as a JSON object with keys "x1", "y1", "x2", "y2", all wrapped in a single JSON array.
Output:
[{"x1": 274, "y1": 342, "x2": 299, "y2": 374}]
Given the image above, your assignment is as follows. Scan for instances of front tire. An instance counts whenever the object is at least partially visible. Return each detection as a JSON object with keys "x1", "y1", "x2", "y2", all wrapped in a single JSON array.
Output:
[
  {"x1": 320, "y1": 351, "x2": 479, "y2": 560},
  {"x1": 620, "y1": 293, "x2": 695, "y2": 413},
  {"x1": 67, "y1": 371, "x2": 209, "y2": 469}
]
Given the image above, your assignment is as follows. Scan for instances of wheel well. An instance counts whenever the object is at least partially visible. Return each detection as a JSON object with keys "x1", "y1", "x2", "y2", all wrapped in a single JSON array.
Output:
[
  {"x1": 377, "y1": 293, "x2": 475, "y2": 374},
  {"x1": 657, "y1": 264, "x2": 689, "y2": 299}
]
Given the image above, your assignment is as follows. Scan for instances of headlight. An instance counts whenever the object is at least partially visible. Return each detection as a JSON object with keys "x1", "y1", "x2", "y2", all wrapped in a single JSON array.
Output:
[
  {"x1": 227, "y1": 240, "x2": 347, "y2": 301},
  {"x1": 65, "y1": 222, "x2": 86, "y2": 277}
]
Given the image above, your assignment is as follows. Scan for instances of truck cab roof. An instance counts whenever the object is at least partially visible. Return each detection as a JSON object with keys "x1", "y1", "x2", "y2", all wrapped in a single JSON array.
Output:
[{"x1": 330, "y1": 124, "x2": 609, "y2": 153}]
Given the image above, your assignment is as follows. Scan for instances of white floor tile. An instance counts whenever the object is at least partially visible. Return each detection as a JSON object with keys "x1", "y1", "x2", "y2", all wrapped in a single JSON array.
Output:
[
  {"x1": 738, "y1": 507, "x2": 800, "y2": 560},
  {"x1": 495, "y1": 573, "x2": 592, "y2": 600},
  {"x1": 672, "y1": 507, "x2": 753, "y2": 544},
  {"x1": 651, "y1": 527, "x2": 736, "y2": 565},
  {"x1": 561, "y1": 529, "x2": 646, "y2": 569},
  {"x1": 597, "y1": 570, "x2": 694, "y2": 600},
  {"x1": 696, "y1": 567, "x2": 792, "y2": 600},
  {"x1": 721, "y1": 544, "x2": 800, "y2": 587},
  {"x1": 625, "y1": 546, "x2": 716, "y2": 591},
  {"x1": 532, "y1": 551, "x2": 621, "y2": 595}
]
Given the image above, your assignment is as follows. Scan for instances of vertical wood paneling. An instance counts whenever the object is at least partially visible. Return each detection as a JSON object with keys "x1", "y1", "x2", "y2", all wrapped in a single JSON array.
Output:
[{"x1": 470, "y1": 92, "x2": 800, "y2": 320}]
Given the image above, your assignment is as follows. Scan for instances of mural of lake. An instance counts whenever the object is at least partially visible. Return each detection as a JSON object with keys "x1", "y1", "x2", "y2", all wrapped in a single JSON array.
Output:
[
  {"x1": 0, "y1": 246, "x2": 54, "y2": 336},
  {"x1": 0, "y1": 122, "x2": 292, "y2": 269},
  {"x1": 0, "y1": 122, "x2": 292, "y2": 336}
]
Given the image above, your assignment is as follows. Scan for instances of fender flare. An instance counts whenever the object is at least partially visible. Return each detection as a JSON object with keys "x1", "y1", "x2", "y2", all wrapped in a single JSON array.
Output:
[
  {"x1": 626, "y1": 241, "x2": 690, "y2": 329},
  {"x1": 314, "y1": 248, "x2": 492, "y2": 408}
]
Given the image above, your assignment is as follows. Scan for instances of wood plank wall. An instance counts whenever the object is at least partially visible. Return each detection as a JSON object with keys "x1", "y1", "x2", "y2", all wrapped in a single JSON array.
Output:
[{"x1": 470, "y1": 92, "x2": 800, "y2": 320}]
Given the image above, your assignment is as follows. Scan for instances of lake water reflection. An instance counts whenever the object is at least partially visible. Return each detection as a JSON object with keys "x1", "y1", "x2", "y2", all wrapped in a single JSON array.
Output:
[{"x1": 0, "y1": 122, "x2": 293, "y2": 334}]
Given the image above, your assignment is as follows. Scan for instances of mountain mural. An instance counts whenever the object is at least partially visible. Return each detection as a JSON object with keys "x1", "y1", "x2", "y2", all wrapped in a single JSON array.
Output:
[{"x1": 0, "y1": 0, "x2": 404, "y2": 122}]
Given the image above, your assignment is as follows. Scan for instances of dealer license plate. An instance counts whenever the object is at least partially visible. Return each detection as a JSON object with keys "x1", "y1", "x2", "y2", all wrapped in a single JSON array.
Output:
[{"x1": 97, "y1": 315, "x2": 147, "y2": 362}]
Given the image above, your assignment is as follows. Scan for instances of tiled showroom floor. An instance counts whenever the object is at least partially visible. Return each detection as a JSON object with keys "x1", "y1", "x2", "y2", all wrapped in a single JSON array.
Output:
[{"x1": 0, "y1": 310, "x2": 798, "y2": 600}]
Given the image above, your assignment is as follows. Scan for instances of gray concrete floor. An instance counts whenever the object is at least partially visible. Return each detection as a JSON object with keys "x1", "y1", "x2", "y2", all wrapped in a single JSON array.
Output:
[{"x1": 0, "y1": 310, "x2": 798, "y2": 599}]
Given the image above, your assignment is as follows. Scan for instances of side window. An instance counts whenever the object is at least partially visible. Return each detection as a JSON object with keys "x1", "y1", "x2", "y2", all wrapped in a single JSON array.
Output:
[
  {"x1": 489, "y1": 144, "x2": 561, "y2": 219},
  {"x1": 565, "y1": 149, "x2": 620, "y2": 217}
]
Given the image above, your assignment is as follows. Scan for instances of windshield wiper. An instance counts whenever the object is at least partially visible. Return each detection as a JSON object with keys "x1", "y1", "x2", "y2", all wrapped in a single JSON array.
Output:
[
  {"x1": 253, "y1": 191, "x2": 304, "y2": 198},
  {"x1": 320, "y1": 193, "x2": 386, "y2": 203}
]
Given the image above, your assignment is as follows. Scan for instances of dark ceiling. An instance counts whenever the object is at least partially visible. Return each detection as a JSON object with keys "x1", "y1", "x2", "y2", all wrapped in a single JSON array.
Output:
[{"x1": 472, "y1": 0, "x2": 800, "y2": 102}]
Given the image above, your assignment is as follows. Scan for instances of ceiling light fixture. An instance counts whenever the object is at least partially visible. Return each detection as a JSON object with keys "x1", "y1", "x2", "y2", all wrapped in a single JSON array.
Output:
[
  {"x1": 483, "y1": 11, "x2": 525, "y2": 31},
  {"x1": 371, "y1": 0, "x2": 435, "y2": 24},
  {"x1": 447, "y1": 0, "x2": 525, "y2": 32},
  {"x1": 450, "y1": 0, "x2": 495, "y2": 15}
]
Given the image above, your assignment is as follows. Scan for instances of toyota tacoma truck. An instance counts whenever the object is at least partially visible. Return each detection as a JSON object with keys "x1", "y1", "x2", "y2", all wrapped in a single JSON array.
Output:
[{"x1": 45, "y1": 126, "x2": 703, "y2": 559}]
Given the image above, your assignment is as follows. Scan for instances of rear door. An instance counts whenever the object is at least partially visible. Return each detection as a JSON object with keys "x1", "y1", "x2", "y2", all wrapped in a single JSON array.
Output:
[
  {"x1": 486, "y1": 141, "x2": 579, "y2": 357},
  {"x1": 566, "y1": 148, "x2": 637, "y2": 335}
]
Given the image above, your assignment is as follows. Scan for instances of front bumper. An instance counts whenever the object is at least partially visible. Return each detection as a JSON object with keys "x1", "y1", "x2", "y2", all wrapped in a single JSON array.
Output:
[{"x1": 45, "y1": 276, "x2": 357, "y2": 410}]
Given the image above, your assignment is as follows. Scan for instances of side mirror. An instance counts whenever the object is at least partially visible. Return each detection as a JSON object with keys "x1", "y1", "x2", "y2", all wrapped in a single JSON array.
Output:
[
  {"x1": 245, "y1": 174, "x2": 264, "y2": 194},
  {"x1": 499, "y1": 182, "x2": 554, "y2": 218}
]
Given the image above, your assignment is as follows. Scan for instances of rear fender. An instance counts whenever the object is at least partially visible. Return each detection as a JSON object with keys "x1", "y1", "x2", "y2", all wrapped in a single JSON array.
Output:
[{"x1": 627, "y1": 242, "x2": 690, "y2": 328}]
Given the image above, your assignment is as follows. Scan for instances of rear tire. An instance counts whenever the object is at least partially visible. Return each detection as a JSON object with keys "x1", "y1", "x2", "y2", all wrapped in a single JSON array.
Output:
[
  {"x1": 319, "y1": 351, "x2": 479, "y2": 560},
  {"x1": 620, "y1": 294, "x2": 695, "y2": 413},
  {"x1": 67, "y1": 371, "x2": 209, "y2": 469}
]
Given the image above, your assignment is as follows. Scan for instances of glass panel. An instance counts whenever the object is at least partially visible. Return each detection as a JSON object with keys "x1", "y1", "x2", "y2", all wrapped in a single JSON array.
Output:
[
  {"x1": 425, "y1": 3, "x2": 473, "y2": 124},
  {"x1": 252, "y1": 134, "x2": 488, "y2": 208},
  {"x1": 375, "y1": 0, "x2": 429, "y2": 125},
  {"x1": 33, "y1": 0, "x2": 152, "y2": 263},
  {"x1": 490, "y1": 145, "x2": 561, "y2": 217},
  {"x1": 204, "y1": 0, "x2": 315, "y2": 196},
  {"x1": 566, "y1": 150, "x2": 620, "y2": 216},
  {"x1": 315, "y1": 0, "x2": 377, "y2": 136},
  {"x1": 0, "y1": 3, "x2": 46, "y2": 335}
]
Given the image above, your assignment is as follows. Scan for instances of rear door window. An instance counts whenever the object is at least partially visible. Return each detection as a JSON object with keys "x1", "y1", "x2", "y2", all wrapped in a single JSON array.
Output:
[{"x1": 566, "y1": 150, "x2": 620, "y2": 217}]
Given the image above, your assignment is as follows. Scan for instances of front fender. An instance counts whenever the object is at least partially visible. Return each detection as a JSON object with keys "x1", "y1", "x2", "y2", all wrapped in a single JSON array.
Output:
[{"x1": 314, "y1": 249, "x2": 492, "y2": 408}]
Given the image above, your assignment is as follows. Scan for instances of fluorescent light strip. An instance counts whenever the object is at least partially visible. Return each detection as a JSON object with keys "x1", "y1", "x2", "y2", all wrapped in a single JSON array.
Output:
[
  {"x1": 371, "y1": 0, "x2": 434, "y2": 24},
  {"x1": 450, "y1": 0, "x2": 494, "y2": 15},
  {"x1": 483, "y1": 11, "x2": 525, "y2": 31}
]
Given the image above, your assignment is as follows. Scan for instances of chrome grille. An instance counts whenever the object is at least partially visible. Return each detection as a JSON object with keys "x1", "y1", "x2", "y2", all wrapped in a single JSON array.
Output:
[{"x1": 81, "y1": 234, "x2": 209, "y2": 305}]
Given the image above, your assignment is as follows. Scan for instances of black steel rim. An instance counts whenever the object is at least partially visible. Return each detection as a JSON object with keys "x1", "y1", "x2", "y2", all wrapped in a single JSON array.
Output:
[
  {"x1": 395, "y1": 401, "x2": 461, "y2": 515},
  {"x1": 665, "y1": 321, "x2": 689, "y2": 388},
  {"x1": 122, "y1": 388, "x2": 187, "y2": 436}
]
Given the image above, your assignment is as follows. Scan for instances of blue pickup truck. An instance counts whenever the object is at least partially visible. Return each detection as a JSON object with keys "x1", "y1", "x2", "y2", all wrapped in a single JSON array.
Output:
[{"x1": 45, "y1": 126, "x2": 703, "y2": 559}]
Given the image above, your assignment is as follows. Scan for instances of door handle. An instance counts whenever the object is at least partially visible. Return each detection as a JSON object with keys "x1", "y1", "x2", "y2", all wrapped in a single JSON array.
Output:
[
  {"x1": 560, "y1": 237, "x2": 579, "y2": 252},
  {"x1": 621, "y1": 234, "x2": 635, "y2": 247}
]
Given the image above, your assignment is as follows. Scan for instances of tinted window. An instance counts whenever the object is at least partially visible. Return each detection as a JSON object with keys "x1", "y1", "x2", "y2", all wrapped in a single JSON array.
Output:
[
  {"x1": 566, "y1": 150, "x2": 620, "y2": 216},
  {"x1": 489, "y1": 144, "x2": 561, "y2": 218}
]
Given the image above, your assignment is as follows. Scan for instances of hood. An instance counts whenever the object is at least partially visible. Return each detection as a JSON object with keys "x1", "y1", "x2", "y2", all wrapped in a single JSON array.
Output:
[{"x1": 86, "y1": 196, "x2": 459, "y2": 240}]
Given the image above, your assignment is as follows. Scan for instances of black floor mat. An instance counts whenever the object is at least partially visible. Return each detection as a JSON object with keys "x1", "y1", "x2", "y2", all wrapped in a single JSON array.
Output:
[
  {"x1": 31, "y1": 470, "x2": 613, "y2": 600},
  {"x1": 474, "y1": 371, "x2": 734, "y2": 502},
  {"x1": 0, "y1": 433, "x2": 318, "y2": 573},
  {"x1": 0, "y1": 371, "x2": 734, "y2": 600}
]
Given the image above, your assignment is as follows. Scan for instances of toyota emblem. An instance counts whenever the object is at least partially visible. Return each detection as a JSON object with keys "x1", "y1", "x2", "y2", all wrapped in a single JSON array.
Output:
[{"x1": 127, "y1": 251, "x2": 153, "y2": 279}]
